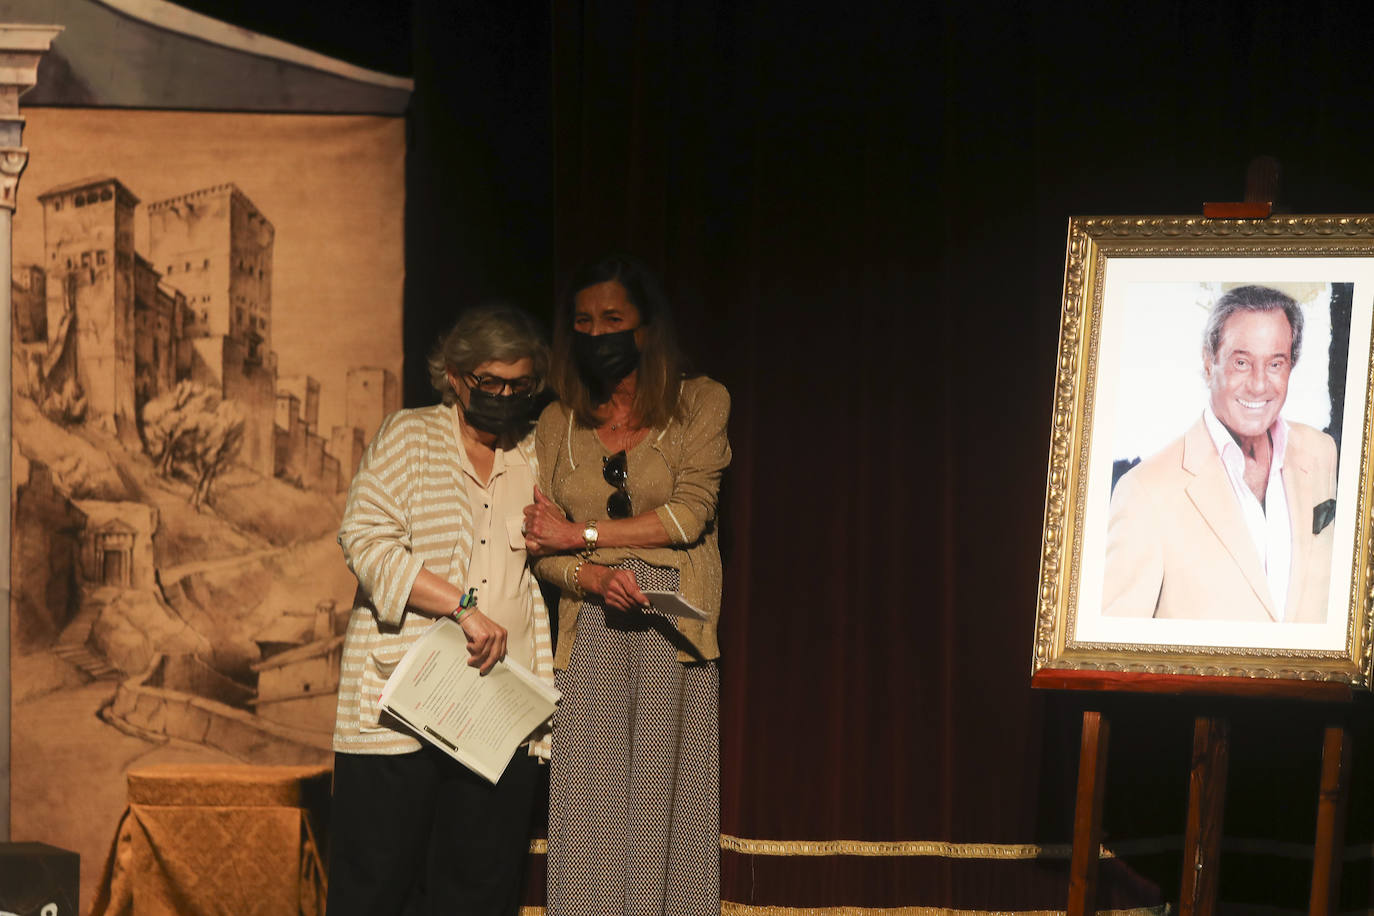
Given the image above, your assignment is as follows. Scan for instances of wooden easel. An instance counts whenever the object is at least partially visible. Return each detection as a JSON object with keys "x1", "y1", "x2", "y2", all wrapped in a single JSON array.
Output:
[
  {"x1": 1042, "y1": 163, "x2": 1359, "y2": 915},
  {"x1": 1034, "y1": 670, "x2": 1353, "y2": 916}
]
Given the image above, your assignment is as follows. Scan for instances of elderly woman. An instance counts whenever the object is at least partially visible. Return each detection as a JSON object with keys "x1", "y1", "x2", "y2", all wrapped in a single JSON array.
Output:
[
  {"x1": 522, "y1": 254, "x2": 731, "y2": 915},
  {"x1": 326, "y1": 303, "x2": 555, "y2": 916}
]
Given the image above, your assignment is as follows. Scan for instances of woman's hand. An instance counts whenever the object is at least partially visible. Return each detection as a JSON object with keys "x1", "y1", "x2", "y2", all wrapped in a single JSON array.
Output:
[
  {"x1": 582, "y1": 563, "x2": 651, "y2": 612},
  {"x1": 456, "y1": 609, "x2": 507, "y2": 675},
  {"x1": 522, "y1": 486, "x2": 582, "y2": 555}
]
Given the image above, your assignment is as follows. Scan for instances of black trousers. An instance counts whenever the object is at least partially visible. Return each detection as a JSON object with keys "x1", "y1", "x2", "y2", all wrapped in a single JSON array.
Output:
[{"x1": 325, "y1": 746, "x2": 539, "y2": 916}]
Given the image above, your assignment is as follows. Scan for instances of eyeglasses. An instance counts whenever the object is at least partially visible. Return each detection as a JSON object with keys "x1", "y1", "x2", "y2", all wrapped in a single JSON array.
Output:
[
  {"x1": 463, "y1": 372, "x2": 538, "y2": 397},
  {"x1": 603, "y1": 450, "x2": 632, "y2": 519}
]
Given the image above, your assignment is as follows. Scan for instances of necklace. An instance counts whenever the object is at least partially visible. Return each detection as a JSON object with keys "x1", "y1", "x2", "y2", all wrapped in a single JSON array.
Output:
[{"x1": 603, "y1": 409, "x2": 632, "y2": 432}]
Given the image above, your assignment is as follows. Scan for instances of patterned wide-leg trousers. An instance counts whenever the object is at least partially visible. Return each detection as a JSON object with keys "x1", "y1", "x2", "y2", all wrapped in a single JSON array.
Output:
[{"x1": 547, "y1": 583, "x2": 719, "y2": 916}]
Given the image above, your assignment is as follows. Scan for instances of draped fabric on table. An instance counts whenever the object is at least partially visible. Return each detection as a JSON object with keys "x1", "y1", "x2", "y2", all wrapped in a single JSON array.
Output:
[
  {"x1": 542, "y1": 1, "x2": 1374, "y2": 911},
  {"x1": 90, "y1": 765, "x2": 330, "y2": 916}
]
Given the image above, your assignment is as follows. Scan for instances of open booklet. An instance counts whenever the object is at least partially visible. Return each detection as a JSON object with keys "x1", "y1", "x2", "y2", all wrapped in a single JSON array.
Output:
[
  {"x1": 643, "y1": 589, "x2": 709, "y2": 621},
  {"x1": 379, "y1": 618, "x2": 561, "y2": 784}
]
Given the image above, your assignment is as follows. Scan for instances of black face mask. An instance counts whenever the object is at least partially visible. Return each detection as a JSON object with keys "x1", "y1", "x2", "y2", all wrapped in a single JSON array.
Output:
[
  {"x1": 572, "y1": 328, "x2": 641, "y2": 399},
  {"x1": 463, "y1": 389, "x2": 537, "y2": 436}
]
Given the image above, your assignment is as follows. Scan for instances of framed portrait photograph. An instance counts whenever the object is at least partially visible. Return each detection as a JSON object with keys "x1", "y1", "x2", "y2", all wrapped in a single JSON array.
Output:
[{"x1": 1032, "y1": 215, "x2": 1374, "y2": 686}]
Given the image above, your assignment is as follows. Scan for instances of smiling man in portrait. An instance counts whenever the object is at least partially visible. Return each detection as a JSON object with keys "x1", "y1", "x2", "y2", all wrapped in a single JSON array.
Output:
[{"x1": 1102, "y1": 284, "x2": 1339, "y2": 622}]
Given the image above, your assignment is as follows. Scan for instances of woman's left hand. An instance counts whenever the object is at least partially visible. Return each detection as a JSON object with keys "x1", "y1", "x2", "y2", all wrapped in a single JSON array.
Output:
[
  {"x1": 522, "y1": 486, "x2": 582, "y2": 555},
  {"x1": 582, "y1": 563, "x2": 650, "y2": 611}
]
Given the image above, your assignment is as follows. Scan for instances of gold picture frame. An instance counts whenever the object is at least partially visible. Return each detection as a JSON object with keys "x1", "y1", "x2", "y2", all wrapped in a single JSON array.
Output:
[{"x1": 1032, "y1": 215, "x2": 1374, "y2": 686}]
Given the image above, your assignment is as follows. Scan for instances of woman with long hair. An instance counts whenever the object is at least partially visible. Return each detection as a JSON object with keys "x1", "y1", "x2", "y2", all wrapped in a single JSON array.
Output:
[{"x1": 522, "y1": 254, "x2": 731, "y2": 915}]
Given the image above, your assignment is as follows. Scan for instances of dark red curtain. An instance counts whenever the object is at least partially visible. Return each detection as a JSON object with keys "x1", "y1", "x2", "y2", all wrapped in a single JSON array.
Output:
[
  {"x1": 155, "y1": 0, "x2": 1374, "y2": 908},
  {"x1": 545, "y1": 1, "x2": 1374, "y2": 911}
]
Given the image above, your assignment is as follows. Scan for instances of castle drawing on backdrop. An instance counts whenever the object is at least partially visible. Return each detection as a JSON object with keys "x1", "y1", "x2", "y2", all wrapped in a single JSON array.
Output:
[{"x1": 12, "y1": 175, "x2": 397, "y2": 761}]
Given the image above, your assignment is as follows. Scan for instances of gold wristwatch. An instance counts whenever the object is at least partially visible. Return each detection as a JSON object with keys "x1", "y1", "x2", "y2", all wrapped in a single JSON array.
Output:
[{"x1": 581, "y1": 520, "x2": 599, "y2": 554}]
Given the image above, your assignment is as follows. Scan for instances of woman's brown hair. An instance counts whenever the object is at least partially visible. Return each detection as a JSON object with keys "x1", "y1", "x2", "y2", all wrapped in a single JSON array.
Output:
[{"x1": 549, "y1": 254, "x2": 691, "y2": 429}]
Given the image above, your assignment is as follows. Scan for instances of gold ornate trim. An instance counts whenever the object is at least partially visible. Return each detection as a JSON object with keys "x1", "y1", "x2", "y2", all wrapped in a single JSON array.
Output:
[
  {"x1": 533, "y1": 832, "x2": 1368, "y2": 861},
  {"x1": 717, "y1": 833, "x2": 1374, "y2": 862},
  {"x1": 718, "y1": 834, "x2": 1187, "y2": 859},
  {"x1": 720, "y1": 836, "x2": 1076, "y2": 858},
  {"x1": 1032, "y1": 213, "x2": 1374, "y2": 684},
  {"x1": 520, "y1": 907, "x2": 1168, "y2": 916},
  {"x1": 720, "y1": 907, "x2": 1166, "y2": 916}
]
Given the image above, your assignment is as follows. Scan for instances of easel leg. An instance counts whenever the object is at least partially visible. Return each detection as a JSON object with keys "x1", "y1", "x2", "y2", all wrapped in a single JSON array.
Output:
[
  {"x1": 1180, "y1": 714, "x2": 1230, "y2": 916},
  {"x1": 1308, "y1": 722, "x2": 1352, "y2": 916},
  {"x1": 1068, "y1": 709, "x2": 1110, "y2": 916}
]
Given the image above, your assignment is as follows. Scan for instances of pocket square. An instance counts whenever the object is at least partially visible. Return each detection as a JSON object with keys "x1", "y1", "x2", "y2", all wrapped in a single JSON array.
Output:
[{"x1": 1313, "y1": 498, "x2": 1337, "y2": 535}]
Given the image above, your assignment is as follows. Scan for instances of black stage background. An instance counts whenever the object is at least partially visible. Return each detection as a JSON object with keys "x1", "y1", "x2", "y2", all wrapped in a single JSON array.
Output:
[{"x1": 168, "y1": 1, "x2": 1374, "y2": 909}]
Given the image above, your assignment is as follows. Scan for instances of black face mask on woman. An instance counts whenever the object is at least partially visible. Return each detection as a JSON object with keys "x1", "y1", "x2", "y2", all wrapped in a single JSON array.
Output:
[
  {"x1": 464, "y1": 389, "x2": 537, "y2": 436},
  {"x1": 572, "y1": 328, "x2": 641, "y2": 399}
]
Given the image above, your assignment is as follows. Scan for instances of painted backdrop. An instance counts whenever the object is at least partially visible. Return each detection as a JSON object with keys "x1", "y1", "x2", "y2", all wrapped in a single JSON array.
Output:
[{"x1": 9, "y1": 108, "x2": 405, "y2": 906}]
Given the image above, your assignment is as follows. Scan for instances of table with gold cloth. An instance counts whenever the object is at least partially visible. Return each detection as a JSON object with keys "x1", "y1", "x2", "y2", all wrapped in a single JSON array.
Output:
[{"x1": 91, "y1": 764, "x2": 330, "y2": 916}]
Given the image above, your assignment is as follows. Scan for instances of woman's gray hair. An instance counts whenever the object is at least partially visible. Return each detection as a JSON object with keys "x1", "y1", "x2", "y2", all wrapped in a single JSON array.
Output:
[
  {"x1": 1203, "y1": 284, "x2": 1304, "y2": 365},
  {"x1": 427, "y1": 303, "x2": 550, "y2": 405}
]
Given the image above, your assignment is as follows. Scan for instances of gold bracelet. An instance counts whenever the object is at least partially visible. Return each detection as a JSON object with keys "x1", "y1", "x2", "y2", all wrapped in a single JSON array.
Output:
[{"x1": 569, "y1": 558, "x2": 586, "y2": 601}]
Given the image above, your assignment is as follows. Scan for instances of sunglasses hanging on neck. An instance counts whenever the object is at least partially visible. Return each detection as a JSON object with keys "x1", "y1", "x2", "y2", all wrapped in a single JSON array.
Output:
[{"x1": 603, "y1": 450, "x2": 632, "y2": 519}]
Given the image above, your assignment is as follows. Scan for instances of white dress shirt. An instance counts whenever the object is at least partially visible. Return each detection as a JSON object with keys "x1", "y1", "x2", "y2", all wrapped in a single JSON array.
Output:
[{"x1": 1202, "y1": 406, "x2": 1292, "y2": 619}]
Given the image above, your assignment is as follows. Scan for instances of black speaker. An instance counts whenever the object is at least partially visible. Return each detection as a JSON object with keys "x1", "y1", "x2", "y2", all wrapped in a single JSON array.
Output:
[{"x1": 0, "y1": 843, "x2": 79, "y2": 916}]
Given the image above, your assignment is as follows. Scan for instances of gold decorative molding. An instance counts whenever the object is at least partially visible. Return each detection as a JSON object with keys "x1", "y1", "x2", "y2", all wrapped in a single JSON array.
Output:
[
  {"x1": 1034, "y1": 218, "x2": 1092, "y2": 673},
  {"x1": 523, "y1": 906, "x2": 1169, "y2": 915},
  {"x1": 533, "y1": 831, "x2": 1369, "y2": 861},
  {"x1": 518, "y1": 909, "x2": 1157, "y2": 916},
  {"x1": 718, "y1": 834, "x2": 1190, "y2": 860},
  {"x1": 1032, "y1": 214, "x2": 1374, "y2": 685},
  {"x1": 720, "y1": 907, "x2": 1167, "y2": 916},
  {"x1": 521, "y1": 833, "x2": 1373, "y2": 915},
  {"x1": 721, "y1": 836, "x2": 1077, "y2": 859}
]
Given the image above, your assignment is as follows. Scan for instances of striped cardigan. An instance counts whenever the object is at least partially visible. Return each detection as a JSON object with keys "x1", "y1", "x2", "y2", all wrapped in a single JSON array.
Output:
[{"x1": 332, "y1": 403, "x2": 555, "y2": 756}]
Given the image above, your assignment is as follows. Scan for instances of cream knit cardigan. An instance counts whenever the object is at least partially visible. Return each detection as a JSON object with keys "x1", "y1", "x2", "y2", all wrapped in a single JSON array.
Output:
[{"x1": 332, "y1": 403, "x2": 555, "y2": 756}]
